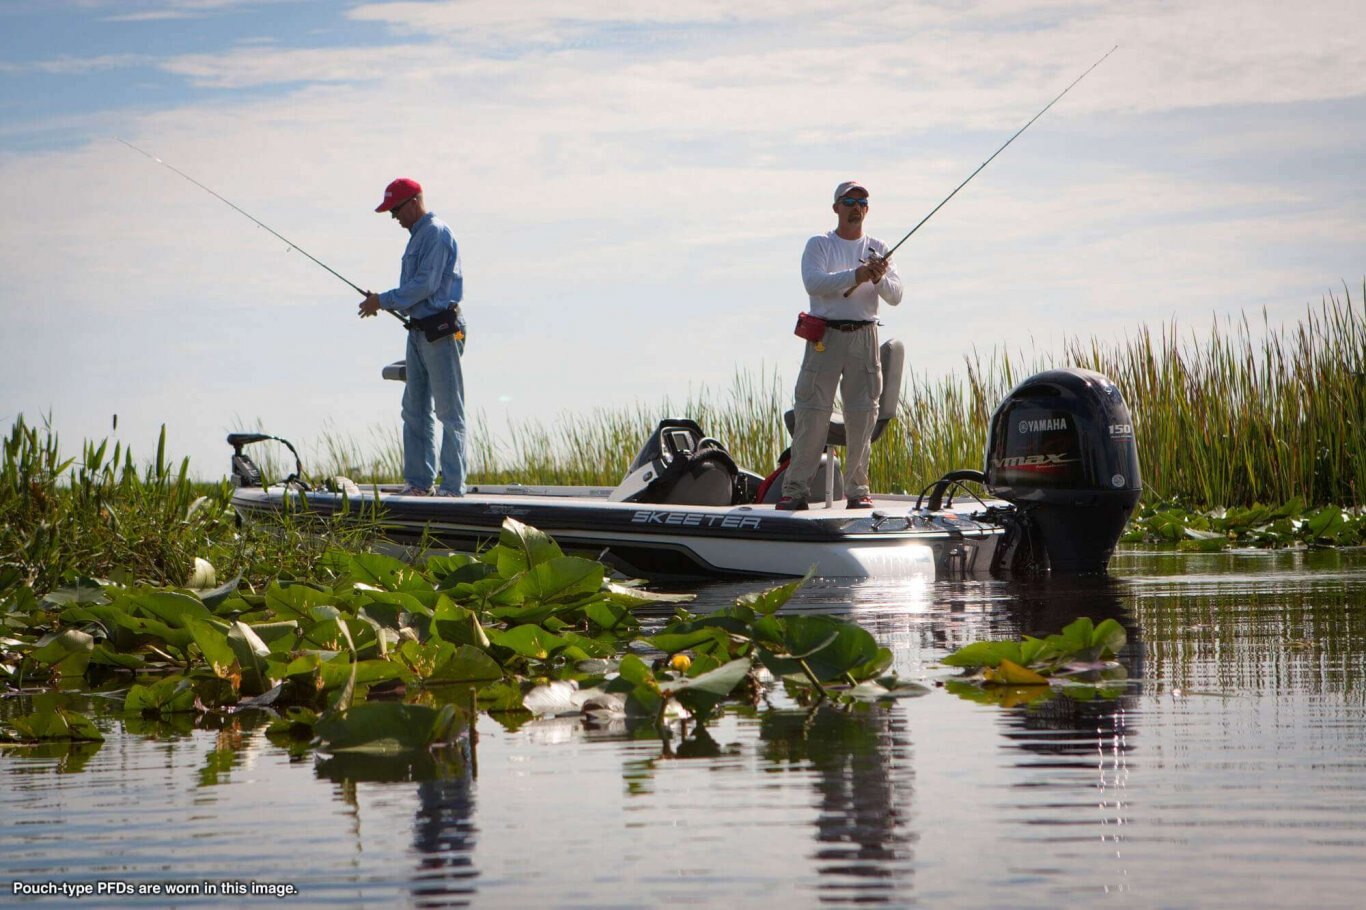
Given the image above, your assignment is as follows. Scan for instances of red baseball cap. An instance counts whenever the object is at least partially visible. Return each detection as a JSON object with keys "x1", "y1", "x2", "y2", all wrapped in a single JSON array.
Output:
[{"x1": 375, "y1": 178, "x2": 422, "y2": 212}]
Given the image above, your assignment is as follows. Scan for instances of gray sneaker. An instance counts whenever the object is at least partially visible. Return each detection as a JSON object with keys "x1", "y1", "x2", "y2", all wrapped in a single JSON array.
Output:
[{"x1": 397, "y1": 485, "x2": 434, "y2": 496}]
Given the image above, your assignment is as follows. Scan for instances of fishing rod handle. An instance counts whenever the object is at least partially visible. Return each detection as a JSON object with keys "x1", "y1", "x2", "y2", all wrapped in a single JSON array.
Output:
[{"x1": 841, "y1": 254, "x2": 889, "y2": 297}]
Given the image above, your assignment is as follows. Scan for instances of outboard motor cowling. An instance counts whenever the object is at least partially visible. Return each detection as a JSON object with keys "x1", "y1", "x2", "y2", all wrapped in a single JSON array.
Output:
[{"x1": 985, "y1": 368, "x2": 1140, "y2": 574}]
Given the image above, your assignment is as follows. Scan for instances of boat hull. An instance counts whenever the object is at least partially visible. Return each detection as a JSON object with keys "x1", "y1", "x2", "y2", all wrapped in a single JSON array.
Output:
[{"x1": 231, "y1": 484, "x2": 1006, "y2": 580}]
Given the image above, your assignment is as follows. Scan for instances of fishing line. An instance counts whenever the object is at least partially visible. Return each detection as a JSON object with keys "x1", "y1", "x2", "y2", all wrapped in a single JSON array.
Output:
[
  {"x1": 117, "y1": 138, "x2": 407, "y2": 325},
  {"x1": 844, "y1": 45, "x2": 1119, "y2": 296}
]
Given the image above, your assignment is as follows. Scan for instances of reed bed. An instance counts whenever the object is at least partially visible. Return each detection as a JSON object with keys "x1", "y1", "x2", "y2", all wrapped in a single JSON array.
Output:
[
  {"x1": 0, "y1": 418, "x2": 375, "y2": 594},
  {"x1": 1065, "y1": 286, "x2": 1365, "y2": 506},
  {"x1": 440, "y1": 285, "x2": 1363, "y2": 508}
]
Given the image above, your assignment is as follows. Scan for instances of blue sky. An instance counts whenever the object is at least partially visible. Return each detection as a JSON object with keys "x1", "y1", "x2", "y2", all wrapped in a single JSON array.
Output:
[{"x1": 1, "y1": 0, "x2": 1363, "y2": 479}]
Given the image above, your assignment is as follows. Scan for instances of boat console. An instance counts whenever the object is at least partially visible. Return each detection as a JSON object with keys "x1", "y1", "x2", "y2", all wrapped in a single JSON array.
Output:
[{"x1": 609, "y1": 418, "x2": 762, "y2": 507}]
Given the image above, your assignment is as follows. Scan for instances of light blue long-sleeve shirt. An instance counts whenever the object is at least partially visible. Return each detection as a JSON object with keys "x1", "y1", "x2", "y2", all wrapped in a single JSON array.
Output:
[{"x1": 379, "y1": 212, "x2": 463, "y2": 321}]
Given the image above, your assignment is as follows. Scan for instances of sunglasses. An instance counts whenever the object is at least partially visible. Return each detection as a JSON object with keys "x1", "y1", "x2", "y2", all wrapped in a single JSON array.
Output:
[
  {"x1": 838, "y1": 196, "x2": 869, "y2": 208},
  {"x1": 390, "y1": 196, "x2": 417, "y2": 217}
]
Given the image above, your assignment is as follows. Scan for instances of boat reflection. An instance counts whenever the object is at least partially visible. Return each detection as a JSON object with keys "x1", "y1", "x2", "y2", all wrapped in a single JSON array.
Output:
[
  {"x1": 984, "y1": 577, "x2": 1139, "y2": 893},
  {"x1": 315, "y1": 739, "x2": 479, "y2": 908},
  {"x1": 760, "y1": 704, "x2": 916, "y2": 904},
  {"x1": 683, "y1": 572, "x2": 1143, "y2": 902}
]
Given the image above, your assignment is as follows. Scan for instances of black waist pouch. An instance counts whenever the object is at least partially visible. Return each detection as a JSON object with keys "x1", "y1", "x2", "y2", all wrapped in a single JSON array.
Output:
[{"x1": 411, "y1": 307, "x2": 461, "y2": 342}]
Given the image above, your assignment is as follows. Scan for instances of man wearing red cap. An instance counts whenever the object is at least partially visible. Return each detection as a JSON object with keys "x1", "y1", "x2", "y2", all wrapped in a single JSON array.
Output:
[
  {"x1": 776, "y1": 180, "x2": 902, "y2": 511},
  {"x1": 359, "y1": 178, "x2": 468, "y2": 496}
]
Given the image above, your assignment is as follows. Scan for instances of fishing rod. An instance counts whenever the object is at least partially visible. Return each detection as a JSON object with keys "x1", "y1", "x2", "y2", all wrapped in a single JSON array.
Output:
[
  {"x1": 844, "y1": 45, "x2": 1118, "y2": 297},
  {"x1": 117, "y1": 138, "x2": 407, "y2": 325}
]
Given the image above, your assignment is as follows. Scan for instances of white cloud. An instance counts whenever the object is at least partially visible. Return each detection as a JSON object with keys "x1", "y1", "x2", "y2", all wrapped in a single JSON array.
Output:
[
  {"x1": 159, "y1": 45, "x2": 404, "y2": 88},
  {"x1": 96, "y1": 0, "x2": 299, "y2": 23},
  {"x1": 0, "y1": 53, "x2": 155, "y2": 75}
]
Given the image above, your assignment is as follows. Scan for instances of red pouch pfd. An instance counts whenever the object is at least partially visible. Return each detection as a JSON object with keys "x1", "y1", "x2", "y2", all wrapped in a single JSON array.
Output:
[{"x1": 794, "y1": 312, "x2": 827, "y2": 343}]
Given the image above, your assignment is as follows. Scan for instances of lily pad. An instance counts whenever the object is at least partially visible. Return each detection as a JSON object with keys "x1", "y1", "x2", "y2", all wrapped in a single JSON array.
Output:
[
  {"x1": 26, "y1": 628, "x2": 95, "y2": 678},
  {"x1": 314, "y1": 702, "x2": 462, "y2": 754},
  {"x1": 4, "y1": 707, "x2": 104, "y2": 742}
]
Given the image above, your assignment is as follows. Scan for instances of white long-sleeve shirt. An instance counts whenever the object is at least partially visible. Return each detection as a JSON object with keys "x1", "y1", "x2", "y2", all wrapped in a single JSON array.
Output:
[{"x1": 801, "y1": 231, "x2": 903, "y2": 321}]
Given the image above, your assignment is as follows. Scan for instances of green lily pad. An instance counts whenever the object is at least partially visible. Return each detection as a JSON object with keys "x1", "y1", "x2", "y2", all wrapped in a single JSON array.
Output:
[
  {"x1": 5, "y1": 707, "x2": 104, "y2": 742},
  {"x1": 314, "y1": 702, "x2": 461, "y2": 754},
  {"x1": 26, "y1": 628, "x2": 95, "y2": 678},
  {"x1": 495, "y1": 517, "x2": 564, "y2": 576},
  {"x1": 125, "y1": 676, "x2": 198, "y2": 715},
  {"x1": 663, "y1": 657, "x2": 753, "y2": 723},
  {"x1": 486, "y1": 624, "x2": 570, "y2": 662}
]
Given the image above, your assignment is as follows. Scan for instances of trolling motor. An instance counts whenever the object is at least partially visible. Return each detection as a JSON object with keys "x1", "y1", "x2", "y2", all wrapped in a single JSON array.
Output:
[
  {"x1": 228, "y1": 432, "x2": 309, "y2": 490},
  {"x1": 983, "y1": 368, "x2": 1141, "y2": 575}
]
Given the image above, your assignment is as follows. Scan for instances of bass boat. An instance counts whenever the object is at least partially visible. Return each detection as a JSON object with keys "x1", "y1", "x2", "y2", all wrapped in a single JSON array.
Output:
[{"x1": 229, "y1": 341, "x2": 1141, "y2": 581}]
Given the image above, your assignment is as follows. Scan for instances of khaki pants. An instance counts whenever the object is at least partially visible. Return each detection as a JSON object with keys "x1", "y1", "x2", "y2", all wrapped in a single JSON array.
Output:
[{"x1": 782, "y1": 325, "x2": 881, "y2": 501}]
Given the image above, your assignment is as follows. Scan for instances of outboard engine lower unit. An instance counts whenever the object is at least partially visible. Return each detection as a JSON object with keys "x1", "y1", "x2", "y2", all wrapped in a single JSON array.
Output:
[{"x1": 985, "y1": 369, "x2": 1141, "y2": 574}]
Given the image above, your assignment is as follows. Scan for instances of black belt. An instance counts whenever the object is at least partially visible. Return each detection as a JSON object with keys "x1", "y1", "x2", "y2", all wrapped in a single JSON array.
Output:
[
  {"x1": 406, "y1": 305, "x2": 460, "y2": 331},
  {"x1": 825, "y1": 319, "x2": 875, "y2": 332}
]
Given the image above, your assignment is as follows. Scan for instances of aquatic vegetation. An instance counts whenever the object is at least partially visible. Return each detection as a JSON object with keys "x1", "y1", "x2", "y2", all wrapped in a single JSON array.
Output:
[
  {"x1": 0, "y1": 417, "x2": 381, "y2": 597},
  {"x1": 938, "y1": 616, "x2": 1129, "y2": 707},
  {"x1": 2, "y1": 698, "x2": 104, "y2": 743},
  {"x1": 1122, "y1": 498, "x2": 1366, "y2": 550},
  {"x1": 1, "y1": 518, "x2": 923, "y2": 758}
]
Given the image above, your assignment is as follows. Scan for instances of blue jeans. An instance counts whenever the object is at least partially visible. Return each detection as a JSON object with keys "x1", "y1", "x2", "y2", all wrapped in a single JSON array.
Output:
[{"x1": 402, "y1": 328, "x2": 467, "y2": 494}]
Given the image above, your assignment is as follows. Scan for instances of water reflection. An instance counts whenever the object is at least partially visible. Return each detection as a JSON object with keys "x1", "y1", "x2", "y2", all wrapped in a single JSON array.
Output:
[
  {"x1": 315, "y1": 736, "x2": 479, "y2": 907},
  {"x1": 979, "y1": 577, "x2": 1138, "y2": 895},
  {"x1": 7, "y1": 551, "x2": 1366, "y2": 906},
  {"x1": 761, "y1": 705, "x2": 915, "y2": 904},
  {"x1": 411, "y1": 751, "x2": 478, "y2": 909},
  {"x1": 984, "y1": 576, "x2": 1138, "y2": 778}
]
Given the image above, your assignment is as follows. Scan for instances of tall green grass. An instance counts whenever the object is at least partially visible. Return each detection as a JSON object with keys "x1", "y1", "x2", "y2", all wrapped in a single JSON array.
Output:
[
  {"x1": 428, "y1": 285, "x2": 1361, "y2": 508},
  {"x1": 0, "y1": 417, "x2": 376, "y2": 594},
  {"x1": 1069, "y1": 290, "x2": 1366, "y2": 507}
]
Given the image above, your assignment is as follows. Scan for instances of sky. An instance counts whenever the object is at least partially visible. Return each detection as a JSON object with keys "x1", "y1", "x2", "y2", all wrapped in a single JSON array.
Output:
[{"x1": 1, "y1": 0, "x2": 1362, "y2": 481}]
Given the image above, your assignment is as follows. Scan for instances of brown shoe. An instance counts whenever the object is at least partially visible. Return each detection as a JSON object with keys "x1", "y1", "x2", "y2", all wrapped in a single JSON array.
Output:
[
  {"x1": 847, "y1": 495, "x2": 874, "y2": 509},
  {"x1": 775, "y1": 496, "x2": 808, "y2": 512}
]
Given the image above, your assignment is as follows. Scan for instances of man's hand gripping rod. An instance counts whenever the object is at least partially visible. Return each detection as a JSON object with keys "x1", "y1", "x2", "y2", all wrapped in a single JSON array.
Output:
[{"x1": 842, "y1": 46, "x2": 1118, "y2": 297}]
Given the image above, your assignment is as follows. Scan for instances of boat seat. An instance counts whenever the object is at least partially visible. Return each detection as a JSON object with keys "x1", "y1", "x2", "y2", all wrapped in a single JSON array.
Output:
[
  {"x1": 610, "y1": 419, "x2": 742, "y2": 506},
  {"x1": 649, "y1": 448, "x2": 739, "y2": 506},
  {"x1": 782, "y1": 338, "x2": 905, "y2": 447}
]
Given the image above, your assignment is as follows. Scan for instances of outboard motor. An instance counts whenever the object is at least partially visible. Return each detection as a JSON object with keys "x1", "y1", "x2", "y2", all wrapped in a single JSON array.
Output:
[
  {"x1": 985, "y1": 368, "x2": 1140, "y2": 574},
  {"x1": 610, "y1": 419, "x2": 751, "y2": 506}
]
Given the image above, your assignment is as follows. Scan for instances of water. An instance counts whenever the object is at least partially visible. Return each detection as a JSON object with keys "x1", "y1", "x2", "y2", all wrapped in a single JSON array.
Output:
[{"x1": 4, "y1": 547, "x2": 1366, "y2": 908}]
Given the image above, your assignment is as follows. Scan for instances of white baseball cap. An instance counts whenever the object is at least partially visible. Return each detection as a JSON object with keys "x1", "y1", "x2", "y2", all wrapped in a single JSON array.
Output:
[{"x1": 833, "y1": 180, "x2": 867, "y2": 201}]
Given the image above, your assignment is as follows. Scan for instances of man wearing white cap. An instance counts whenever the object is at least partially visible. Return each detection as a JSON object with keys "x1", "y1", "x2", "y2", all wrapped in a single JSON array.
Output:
[
  {"x1": 776, "y1": 180, "x2": 903, "y2": 511},
  {"x1": 359, "y1": 178, "x2": 468, "y2": 496}
]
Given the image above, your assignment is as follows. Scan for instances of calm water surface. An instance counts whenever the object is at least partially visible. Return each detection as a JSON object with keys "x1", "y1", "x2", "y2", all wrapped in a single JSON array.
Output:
[{"x1": 4, "y1": 547, "x2": 1366, "y2": 908}]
